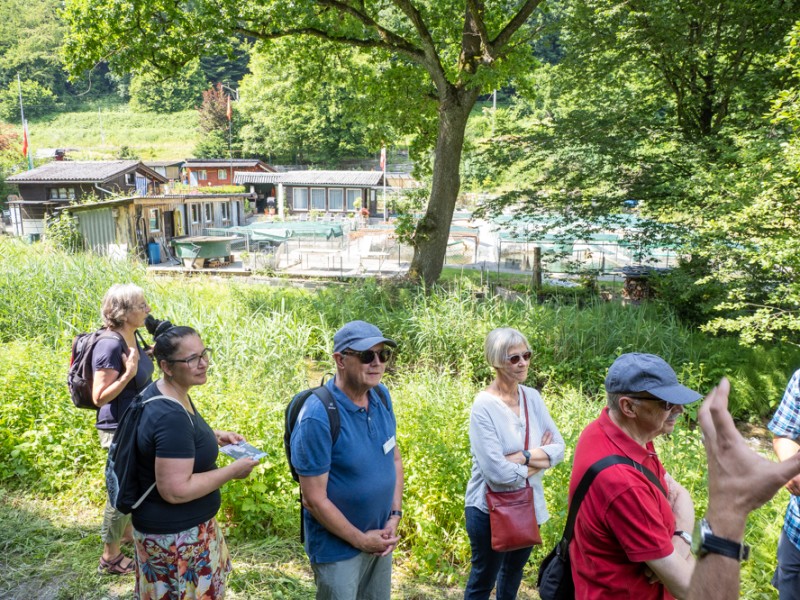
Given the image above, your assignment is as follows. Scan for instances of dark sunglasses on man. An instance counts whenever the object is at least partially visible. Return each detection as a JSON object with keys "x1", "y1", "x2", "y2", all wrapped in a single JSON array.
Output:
[{"x1": 341, "y1": 348, "x2": 394, "y2": 364}]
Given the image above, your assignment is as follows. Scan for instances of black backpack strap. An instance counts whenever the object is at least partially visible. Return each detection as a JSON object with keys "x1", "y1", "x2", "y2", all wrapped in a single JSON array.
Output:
[
  {"x1": 311, "y1": 384, "x2": 339, "y2": 444},
  {"x1": 564, "y1": 455, "x2": 667, "y2": 542},
  {"x1": 297, "y1": 383, "x2": 337, "y2": 545}
]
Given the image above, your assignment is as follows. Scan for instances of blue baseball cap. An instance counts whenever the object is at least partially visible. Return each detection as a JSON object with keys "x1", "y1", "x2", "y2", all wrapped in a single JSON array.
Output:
[
  {"x1": 333, "y1": 320, "x2": 397, "y2": 354},
  {"x1": 605, "y1": 353, "x2": 702, "y2": 405}
]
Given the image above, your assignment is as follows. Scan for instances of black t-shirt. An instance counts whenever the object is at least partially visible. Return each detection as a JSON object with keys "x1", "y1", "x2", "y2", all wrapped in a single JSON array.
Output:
[
  {"x1": 132, "y1": 382, "x2": 221, "y2": 534},
  {"x1": 92, "y1": 333, "x2": 155, "y2": 430}
]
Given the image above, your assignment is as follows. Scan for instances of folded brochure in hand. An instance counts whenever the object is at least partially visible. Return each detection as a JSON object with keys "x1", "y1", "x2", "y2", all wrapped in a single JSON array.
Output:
[{"x1": 220, "y1": 441, "x2": 267, "y2": 461}]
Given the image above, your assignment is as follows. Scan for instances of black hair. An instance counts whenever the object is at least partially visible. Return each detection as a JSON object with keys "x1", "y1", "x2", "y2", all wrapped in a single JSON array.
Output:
[{"x1": 153, "y1": 325, "x2": 199, "y2": 368}]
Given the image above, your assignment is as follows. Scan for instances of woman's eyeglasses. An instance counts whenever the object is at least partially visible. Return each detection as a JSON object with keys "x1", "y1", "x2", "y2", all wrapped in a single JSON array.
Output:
[
  {"x1": 505, "y1": 351, "x2": 532, "y2": 365},
  {"x1": 168, "y1": 348, "x2": 212, "y2": 368},
  {"x1": 342, "y1": 349, "x2": 394, "y2": 364},
  {"x1": 627, "y1": 395, "x2": 676, "y2": 411}
]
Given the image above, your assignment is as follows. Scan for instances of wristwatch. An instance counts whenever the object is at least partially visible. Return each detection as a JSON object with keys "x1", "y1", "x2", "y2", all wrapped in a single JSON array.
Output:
[
  {"x1": 674, "y1": 530, "x2": 692, "y2": 546},
  {"x1": 691, "y1": 518, "x2": 750, "y2": 561},
  {"x1": 522, "y1": 450, "x2": 531, "y2": 466},
  {"x1": 389, "y1": 510, "x2": 403, "y2": 519}
]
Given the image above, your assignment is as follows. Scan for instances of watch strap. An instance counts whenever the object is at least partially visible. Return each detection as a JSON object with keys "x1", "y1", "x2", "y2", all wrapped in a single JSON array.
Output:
[
  {"x1": 674, "y1": 530, "x2": 692, "y2": 545},
  {"x1": 389, "y1": 510, "x2": 402, "y2": 519},
  {"x1": 701, "y1": 529, "x2": 750, "y2": 561}
]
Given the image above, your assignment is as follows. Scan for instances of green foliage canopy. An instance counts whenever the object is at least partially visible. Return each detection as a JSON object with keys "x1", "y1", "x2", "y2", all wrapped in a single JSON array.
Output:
[{"x1": 474, "y1": 3, "x2": 800, "y2": 344}]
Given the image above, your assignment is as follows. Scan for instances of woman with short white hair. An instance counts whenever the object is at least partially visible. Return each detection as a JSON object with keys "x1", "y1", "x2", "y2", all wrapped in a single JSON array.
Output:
[{"x1": 464, "y1": 327, "x2": 565, "y2": 599}]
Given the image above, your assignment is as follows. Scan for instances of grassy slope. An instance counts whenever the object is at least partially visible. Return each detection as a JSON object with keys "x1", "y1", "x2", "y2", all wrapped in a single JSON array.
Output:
[{"x1": 25, "y1": 99, "x2": 199, "y2": 160}]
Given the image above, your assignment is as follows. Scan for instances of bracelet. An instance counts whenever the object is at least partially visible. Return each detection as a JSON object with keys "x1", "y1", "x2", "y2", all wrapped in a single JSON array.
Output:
[{"x1": 390, "y1": 510, "x2": 403, "y2": 519}]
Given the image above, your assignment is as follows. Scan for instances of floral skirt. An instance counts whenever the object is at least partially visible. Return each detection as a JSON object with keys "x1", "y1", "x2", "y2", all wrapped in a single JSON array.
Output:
[{"x1": 133, "y1": 517, "x2": 232, "y2": 600}]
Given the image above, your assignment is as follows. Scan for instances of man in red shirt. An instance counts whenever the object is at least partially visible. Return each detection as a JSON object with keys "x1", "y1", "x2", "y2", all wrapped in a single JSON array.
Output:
[{"x1": 570, "y1": 353, "x2": 701, "y2": 599}]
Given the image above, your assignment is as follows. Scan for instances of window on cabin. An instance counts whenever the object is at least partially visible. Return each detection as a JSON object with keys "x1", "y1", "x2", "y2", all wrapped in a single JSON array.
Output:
[
  {"x1": 293, "y1": 188, "x2": 309, "y2": 210},
  {"x1": 204, "y1": 203, "x2": 212, "y2": 222},
  {"x1": 328, "y1": 189, "x2": 344, "y2": 211},
  {"x1": 311, "y1": 188, "x2": 326, "y2": 211},
  {"x1": 197, "y1": 170, "x2": 208, "y2": 181},
  {"x1": 149, "y1": 208, "x2": 161, "y2": 232},
  {"x1": 48, "y1": 187, "x2": 76, "y2": 200},
  {"x1": 218, "y1": 169, "x2": 228, "y2": 180},
  {"x1": 221, "y1": 203, "x2": 230, "y2": 223},
  {"x1": 191, "y1": 204, "x2": 201, "y2": 224},
  {"x1": 346, "y1": 189, "x2": 360, "y2": 211}
]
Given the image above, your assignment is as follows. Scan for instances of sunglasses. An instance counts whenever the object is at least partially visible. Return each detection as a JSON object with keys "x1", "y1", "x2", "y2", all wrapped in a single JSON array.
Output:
[
  {"x1": 505, "y1": 351, "x2": 532, "y2": 365},
  {"x1": 168, "y1": 348, "x2": 213, "y2": 369},
  {"x1": 627, "y1": 395, "x2": 676, "y2": 411},
  {"x1": 342, "y1": 349, "x2": 394, "y2": 364}
]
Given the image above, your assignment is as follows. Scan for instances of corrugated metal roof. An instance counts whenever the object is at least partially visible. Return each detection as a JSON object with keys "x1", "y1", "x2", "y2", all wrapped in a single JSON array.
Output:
[
  {"x1": 184, "y1": 158, "x2": 273, "y2": 171},
  {"x1": 234, "y1": 170, "x2": 384, "y2": 186},
  {"x1": 145, "y1": 160, "x2": 184, "y2": 168},
  {"x1": 7, "y1": 160, "x2": 141, "y2": 183}
]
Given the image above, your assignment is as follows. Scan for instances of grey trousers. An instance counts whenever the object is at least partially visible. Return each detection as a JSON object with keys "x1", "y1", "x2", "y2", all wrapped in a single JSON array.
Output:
[
  {"x1": 98, "y1": 429, "x2": 131, "y2": 544},
  {"x1": 311, "y1": 552, "x2": 392, "y2": 600}
]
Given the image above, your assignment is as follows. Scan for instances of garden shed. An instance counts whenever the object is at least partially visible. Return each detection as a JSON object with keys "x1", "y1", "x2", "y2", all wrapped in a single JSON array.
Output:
[{"x1": 57, "y1": 193, "x2": 248, "y2": 263}]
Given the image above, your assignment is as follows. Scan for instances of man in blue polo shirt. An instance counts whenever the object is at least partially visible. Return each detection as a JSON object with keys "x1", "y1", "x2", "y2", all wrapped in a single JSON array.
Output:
[
  {"x1": 769, "y1": 369, "x2": 800, "y2": 599},
  {"x1": 291, "y1": 320, "x2": 404, "y2": 600}
]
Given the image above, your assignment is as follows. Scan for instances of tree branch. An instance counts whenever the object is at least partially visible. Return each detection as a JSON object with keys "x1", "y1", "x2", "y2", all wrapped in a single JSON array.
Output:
[
  {"x1": 388, "y1": 0, "x2": 450, "y2": 92},
  {"x1": 491, "y1": 0, "x2": 545, "y2": 50},
  {"x1": 234, "y1": 25, "x2": 424, "y2": 62},
  {"x1": 465, "y1": 0, "x2": 493, "y2": 61},
  {"x1": 316, "y1": 0, "x2": 419, "y2": 55}
]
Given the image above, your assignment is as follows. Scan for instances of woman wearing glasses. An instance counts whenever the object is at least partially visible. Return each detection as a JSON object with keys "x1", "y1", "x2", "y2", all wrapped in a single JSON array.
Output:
[
  {"x1": 464, "y1": 327, "x2": 565, "y2": 600},
  {"x1": 131, "y1": 325, "x2": 258, "y2": 599},
  {"x1": 92, "y1": 284, "x2": 155, "y2": 575}
]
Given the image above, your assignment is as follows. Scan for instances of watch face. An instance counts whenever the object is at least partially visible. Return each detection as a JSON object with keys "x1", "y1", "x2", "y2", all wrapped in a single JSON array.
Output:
[{"x1": 691, "y1": 518, "x2": 710, "y2": 556}]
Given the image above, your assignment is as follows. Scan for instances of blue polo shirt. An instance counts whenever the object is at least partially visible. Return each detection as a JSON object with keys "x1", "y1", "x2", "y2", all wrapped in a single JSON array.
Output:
[{"x1": 290, "y1": 380, "x2": 397, "y2": 563}]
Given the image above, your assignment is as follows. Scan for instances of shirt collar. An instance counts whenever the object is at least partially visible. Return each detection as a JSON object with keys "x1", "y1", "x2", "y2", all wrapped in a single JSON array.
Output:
[{"x1": 597, "y1": 406, "x2": 658, "y2": 463}]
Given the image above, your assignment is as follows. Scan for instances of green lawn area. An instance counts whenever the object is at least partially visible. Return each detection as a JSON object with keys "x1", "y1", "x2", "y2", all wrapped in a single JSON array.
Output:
[{"x1": 26, "y1": 99, "x2": 198, "y2": 160}]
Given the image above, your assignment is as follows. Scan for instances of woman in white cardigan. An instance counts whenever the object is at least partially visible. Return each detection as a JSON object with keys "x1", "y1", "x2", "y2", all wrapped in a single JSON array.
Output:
[{"x1": 464, "y1": 327, "x2": 565, "y2": 600}]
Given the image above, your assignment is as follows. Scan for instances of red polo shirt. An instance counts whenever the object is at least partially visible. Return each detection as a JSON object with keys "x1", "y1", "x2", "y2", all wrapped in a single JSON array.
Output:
[{"x1": 568, "y1": 407, "x2": 675, "y2": 600}]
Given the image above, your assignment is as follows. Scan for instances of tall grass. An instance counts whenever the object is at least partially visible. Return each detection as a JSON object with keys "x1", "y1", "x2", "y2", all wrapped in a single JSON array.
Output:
[{"x1": 0, "y1": 237, "x2": 798, "y2": 597}]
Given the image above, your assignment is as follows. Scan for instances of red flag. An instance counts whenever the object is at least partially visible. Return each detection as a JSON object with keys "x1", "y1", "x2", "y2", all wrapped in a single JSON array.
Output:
[
  {"x1": 226, "y1": 95, "x2": 232, "y2": 121},
  {"x1": 21, "y1": 122, "x2": 28, "y2": 158},
  {"x1": 380, "y1": 146, "x2": 386, "y2": 171}
]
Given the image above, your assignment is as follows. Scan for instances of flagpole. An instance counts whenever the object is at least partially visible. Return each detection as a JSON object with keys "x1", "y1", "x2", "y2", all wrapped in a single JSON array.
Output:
[
  {"x1": 381, "y1": 146, "x2": 387, "y2": 221},
  {"x1": 17, "y1": 74, "x2": 32, "y2": 170}
]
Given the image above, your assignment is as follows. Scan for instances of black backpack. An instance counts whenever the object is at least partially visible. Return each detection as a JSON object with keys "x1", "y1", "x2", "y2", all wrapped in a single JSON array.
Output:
[
  {"x1": 67, "y1": 329, "x2": 126, "y2": 410},
  {"x1": 106, "y1": 393, "x2": 193, "y2": 514},
  {"x1": 283, "y1": 378, "x2": 389, "y2": 539}
]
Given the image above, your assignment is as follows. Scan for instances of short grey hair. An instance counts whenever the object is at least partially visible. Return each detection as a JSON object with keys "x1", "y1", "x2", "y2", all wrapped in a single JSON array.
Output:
[
  {"x1": 606, "y1": 392, "x2": 624, "y2": 413},
  {"x1": 101, "y1": 283, "x2": 145, "y2": 328},
  {"x1": 485, "y1": 327, "x2": 531, "y2": 369}
]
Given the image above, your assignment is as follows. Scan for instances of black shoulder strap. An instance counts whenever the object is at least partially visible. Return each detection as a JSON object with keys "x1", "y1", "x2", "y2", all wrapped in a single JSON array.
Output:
[
  {"x1": 311, "y1": 384, "x2": 339, "y2": 444},
  {"x1": 563, "y1": 455, "x2": 667, "y2": 542}
]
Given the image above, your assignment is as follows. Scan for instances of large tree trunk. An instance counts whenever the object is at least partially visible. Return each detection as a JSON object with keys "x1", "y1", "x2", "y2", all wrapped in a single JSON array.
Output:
[{"x1": 409, "y1": 87, "x2": 480, "y2": 286}]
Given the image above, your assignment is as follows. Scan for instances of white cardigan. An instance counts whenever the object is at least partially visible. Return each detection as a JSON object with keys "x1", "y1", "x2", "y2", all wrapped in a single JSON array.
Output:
[{"x1": 464, "y1": 385, "x2": 565, "y2": 524}]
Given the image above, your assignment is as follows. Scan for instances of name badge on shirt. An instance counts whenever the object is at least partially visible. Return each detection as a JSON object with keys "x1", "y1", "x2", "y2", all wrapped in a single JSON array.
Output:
[{"x1": 383, "y1": 436, "x2": 396, "y2": 455}]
